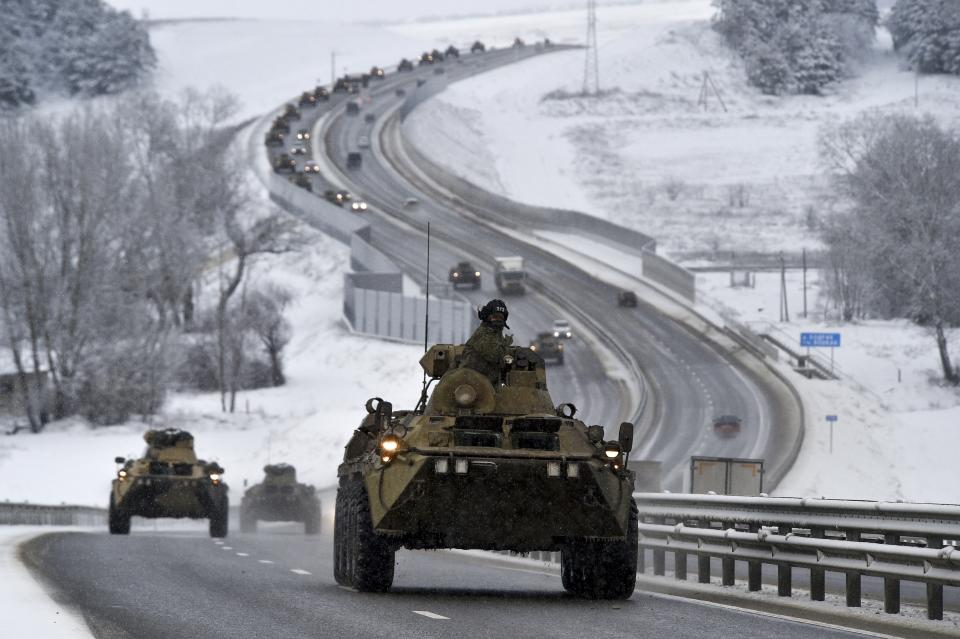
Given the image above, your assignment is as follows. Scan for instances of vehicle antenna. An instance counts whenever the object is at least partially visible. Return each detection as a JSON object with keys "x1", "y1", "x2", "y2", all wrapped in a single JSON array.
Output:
[{"x1": 417, "y1": 222, "x2": 431, "y2": 413}]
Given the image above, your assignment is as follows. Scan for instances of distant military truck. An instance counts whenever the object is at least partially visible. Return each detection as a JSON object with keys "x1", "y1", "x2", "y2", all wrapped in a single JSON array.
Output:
[
  {"x1": 445, "y1": 44, "x2": 460, "y2": 58},
  {"x1": 347, "y1": 152, "x2": 362, "y2": 169},
  {"x1": 313, "y1": 86, "x2": 331, "y2": 101},
  {"x1": 109, "y1": 429, "x2": 228, "y2": 537},
  {"x1": 370, "y1": 66, "x2": 385, "y2": 79},
  {"x1": 513, "y1": 37, "x2": 526, "y2": 48},
  {"x1": 299, "y1": 91, "x2": 317, "y2": 107},
  {"x1": 282, "y1": 103, "x2": 301, "y2": 121},
  {"x1": 290, "y1": 173, "x2": 312, "y2": 191},
  {"x1": 471, "y1": 40, "x2": 486, "y2": 53},
  {"x1": 272, "y1": 117, "x2": 290, "y2": 134},
  {"x1": 398, "y1": 58, "x2": 414, "y2": 72},
  {"x1": 494, "y1": 256, "x2": 526, "y2": 295},
  {"x1": 530, "y1": 332, "x2": 564, "y2": 364},
  {"x1": 264, "y1": 130, "x2": 285, "y2": 147},
  {"x1": 448, "y1": 261, "x2": 481, "y2": 289},
  {"x1": 240, "y1": 464, "x2": 321, "y2": 535},
  {"x1": 274, "y1": 153, "x2": 296, "y2": 174},
  {"x1": 346, "y1": 101, "x2": 360, "y2": 116}
]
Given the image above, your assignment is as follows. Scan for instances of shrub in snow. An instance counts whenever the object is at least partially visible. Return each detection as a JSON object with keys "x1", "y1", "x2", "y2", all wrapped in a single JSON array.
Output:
[{"x1": 889, "y1": 0, "x2": 960, "y2": 75}]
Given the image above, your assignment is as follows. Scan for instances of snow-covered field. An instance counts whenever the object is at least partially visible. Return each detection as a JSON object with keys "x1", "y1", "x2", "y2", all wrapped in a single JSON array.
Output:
[{"x1": 404, "y1": 1, "x2": 960, "y2": 261}]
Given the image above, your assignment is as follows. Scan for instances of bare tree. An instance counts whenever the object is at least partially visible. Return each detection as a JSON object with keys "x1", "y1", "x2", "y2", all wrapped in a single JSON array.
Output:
[
  {"x1": 246, "y1": 285, "x2": 293, "y2": 387},
  {"x1": 820, "y1": 113, "x2": 960, "y2": 383}
]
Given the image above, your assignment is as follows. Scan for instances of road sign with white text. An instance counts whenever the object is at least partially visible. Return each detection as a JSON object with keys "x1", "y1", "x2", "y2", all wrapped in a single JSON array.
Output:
[{"x1": 801, "y1": 332, "x2": 840, "y2": 348}]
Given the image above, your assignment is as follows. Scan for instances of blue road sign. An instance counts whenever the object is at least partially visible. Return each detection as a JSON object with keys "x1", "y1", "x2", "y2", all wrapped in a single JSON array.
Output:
[
  {"x1": 826, "y1": 415, "x2": 838, "y2": 422},
  {"x1": 801, "y1": 332, "x2": 841, "y2": 348}
]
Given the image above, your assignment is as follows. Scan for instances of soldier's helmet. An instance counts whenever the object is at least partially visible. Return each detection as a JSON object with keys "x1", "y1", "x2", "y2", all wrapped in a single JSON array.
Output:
[{"x1": 478, "y1": 299, "x2": 509, "y2": 328}]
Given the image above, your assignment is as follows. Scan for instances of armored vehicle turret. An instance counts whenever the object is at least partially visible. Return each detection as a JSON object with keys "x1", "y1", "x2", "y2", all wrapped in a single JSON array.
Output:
[
  {"x1": 109, "y1": 429, "x2": 228, "y2": 537},
  {"x1": 334, "y1": 343, "x2": 638, "y2": 598},
  {"x1": 241, "y1": 464, "x2": 321, "y2": 534}
]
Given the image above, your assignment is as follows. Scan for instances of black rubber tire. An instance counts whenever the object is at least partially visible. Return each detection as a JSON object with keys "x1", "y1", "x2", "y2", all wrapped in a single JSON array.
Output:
[
  {"x1": 209, "y1": 492, "x2": 229, "y2": 538},
  {"x1": 108, "y1": 492, "x2": 130, "y2": 535},
  {"x1": 561, "y1": 499, "x2": 637, "y2": 599},
  {"x1": 333, "y1": 485, "x2": 350, "y2": 586},
  {"x1": 240, "y1": 507, "x2": 257, "y2": 534},
  {"x1": 334, "y1": 479, "x2": 395, "y2": 591}
]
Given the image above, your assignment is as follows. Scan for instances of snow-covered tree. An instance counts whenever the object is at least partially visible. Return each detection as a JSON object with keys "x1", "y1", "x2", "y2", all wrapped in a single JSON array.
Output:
[
  {"x1": 889, "y1": 0, "x2": 960, "y2": 74},
  {"x1": 820, "y1": 114, "x2": 960, "y2": 383}
]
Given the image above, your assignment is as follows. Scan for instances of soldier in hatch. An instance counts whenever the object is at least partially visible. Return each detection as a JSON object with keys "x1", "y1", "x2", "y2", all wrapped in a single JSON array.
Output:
[{"x1": 459, "y1": 299, "x2": 513, "y2": 385}]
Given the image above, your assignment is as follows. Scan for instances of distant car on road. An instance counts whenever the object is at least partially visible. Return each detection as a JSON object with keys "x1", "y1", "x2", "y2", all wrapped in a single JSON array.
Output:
[
  {"x1": 364, "y1": 113, "x2": 376, "y2": 124},
  {"x1": 395, "y1": 88, "x2": 406, "y2": 97},
  {"x1": 346, "y1": 101, "x2": 360, "y2": 116},
  {"x1": 713, "y1": 415, "x2": 742, "y2": 438},
  {"x1": 290, "y1": 142, "x2": 307, "y2": 155},
  {"x1": 448, "y1": 261, "x2": 481, "y2": 289},
  {"x1": 350, "y1": 200, "x2": 369, "y2": 212},
  {"x1": 552, "y1": 319, "x2": 572, "y2": 339},
  {"x1": 618, "y1": 290, "x2": 637, "y2": 307},
  {"x1": 530, "y1": 332, "x2": 564, "y2": 364},
  {"x1": 296, "y1": 128, "x2": 311, "y2": 141},
  {"x1": 357, "y1": 136, "x2": 370, "y2": 149},
  {"x1": 302, "y1": 160, "x2": 321, "y2": 174},
  {"x1": 347, "y1": 152, "x2": 362, "y2": 169},
  {"x1": 404, "y1": 197, "x2": 419, "y2": 207},
  {"x1": 324, "y1": 189, "x2": 353, "y2": 206}
]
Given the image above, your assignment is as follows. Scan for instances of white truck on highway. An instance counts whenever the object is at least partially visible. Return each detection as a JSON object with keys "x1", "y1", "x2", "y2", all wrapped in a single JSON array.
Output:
[{"x1": 494, "y1": 256, "x2": 526, "y2": 295}]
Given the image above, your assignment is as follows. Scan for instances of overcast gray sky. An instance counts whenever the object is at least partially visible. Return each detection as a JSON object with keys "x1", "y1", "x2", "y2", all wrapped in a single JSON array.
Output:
[{"x1": 105, "y1": 0, "x2": 640, "y2": 23}]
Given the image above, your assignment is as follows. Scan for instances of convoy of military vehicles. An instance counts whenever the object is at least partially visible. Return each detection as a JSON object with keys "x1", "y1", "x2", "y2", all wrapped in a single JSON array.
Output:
[{"x1": 99, "y1": 38, "x2": 664, "y2": 604}]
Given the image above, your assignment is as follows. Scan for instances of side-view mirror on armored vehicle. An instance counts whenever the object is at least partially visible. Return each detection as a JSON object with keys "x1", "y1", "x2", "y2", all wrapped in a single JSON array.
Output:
[
  {"x1": 114, "y1": 456, "x2": 125, "y2": 464},
  {"x1": 618, "y1": 422, "x2": 635, "y2": 454}
]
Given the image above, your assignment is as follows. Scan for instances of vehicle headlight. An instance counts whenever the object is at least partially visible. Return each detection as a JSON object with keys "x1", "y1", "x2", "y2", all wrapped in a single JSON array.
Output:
[
  {"x1": 530, "y1": 345, "x2": 537, "y2": 351},
  {"x1": 475, "y1": 271, "x2": 480, "y2": 277},
  {"x1": 381, "y1": 434, "x2": 400, "y2": 453},
  {"x1": 603, "y1": 442, "x2": 621, "y2": 459},
  {"x1": 209, "y1": 473, "x2": 222, "y2": 485},
  {"x1": 553, "y1": 331, "x2": 560, "y2": 337},
  {"x1": 360, "y1": 202, "x2": 367, "y2": 210},
  {"x1": 453, "y1": 272, "x2": 459, "y2": 277},
  {"x1": 118, "y1": 470, "x2": 128, "y2": 480}
]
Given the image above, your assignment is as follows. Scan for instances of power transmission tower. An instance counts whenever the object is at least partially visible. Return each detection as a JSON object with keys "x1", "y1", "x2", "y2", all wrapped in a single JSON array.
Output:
[{"x1": 583, "y1": 0, "x2": 599, "y2": 96}]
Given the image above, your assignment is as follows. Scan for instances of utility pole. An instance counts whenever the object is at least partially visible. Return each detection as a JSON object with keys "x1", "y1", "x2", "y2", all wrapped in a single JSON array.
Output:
[
  {"x1": 583, "y1": 0, "x2": 599, "y2": 96},
  {"x1": 779, "y1": 252, "x2": 789, "y2": 323},
  {"x1": 330, "y1": 51, "x2": 336, "y2": 86},
  {"x1": 802, "y1": 248, "x2": 808, "y2": 319}
]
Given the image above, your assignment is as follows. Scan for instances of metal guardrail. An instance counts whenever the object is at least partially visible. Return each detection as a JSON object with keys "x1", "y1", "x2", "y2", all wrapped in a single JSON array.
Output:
[
  {"x1": 634, "y1": 493, "x2": 960, "y2": 621},
  {"x1": 0, "y1": 502, "x2": 107, "y2": 526}
]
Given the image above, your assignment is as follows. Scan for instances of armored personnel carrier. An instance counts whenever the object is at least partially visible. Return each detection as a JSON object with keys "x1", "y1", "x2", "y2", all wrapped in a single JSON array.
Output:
[
  {"x1": 109, "y1": 429, "x2": 228, "y2": 537},
  {"x1": 334, "y1": 343, "x2": 638, "y2": 598},
  {"x1": 240, "y1": 464, "x2": 321, "y2": 534},
  {"x1": 530, "y1": 332, "x2": 564, "y2": 364}
]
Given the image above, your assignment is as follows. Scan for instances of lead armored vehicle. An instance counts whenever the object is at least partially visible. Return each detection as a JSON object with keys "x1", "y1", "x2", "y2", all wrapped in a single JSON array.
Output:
[
  {"x1": 240, "y1": 464, "x2": 321, "y2": 534},
  {"x1": 109, "y1": 429, "x2": 228, "y2": 537},
  {"x1": 334, "y1": 343, "x2": 638, "y2": 598},
  {"x1": 530, "y1": 332, "x2": 564, "y2": 365}
]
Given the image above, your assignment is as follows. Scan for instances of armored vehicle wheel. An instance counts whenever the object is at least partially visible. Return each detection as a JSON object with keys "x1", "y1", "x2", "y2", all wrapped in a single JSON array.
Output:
[
  {"x1": 240, "y1": 509, "x2": 257, "y2": 534},
  {"x1": 108, "y1": 493, "x2": 130, "y2": 535},
  {"x1": 304, "y1": 508, "x2": 320, "y2": 536},
  {"x1": 209, "y1": 492, "x2": 229, "y2": 538},
  {"x1": 335, "y1": 479, "x2": 394, "y2": 591},
  {"x1": 561, "y1": 499, "x2": 637, "y2": 599}
]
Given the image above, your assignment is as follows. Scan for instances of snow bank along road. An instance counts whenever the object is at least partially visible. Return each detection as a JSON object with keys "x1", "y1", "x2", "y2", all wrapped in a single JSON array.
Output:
[
  {"x1": 21, "y1": 522, "x2": 876, "y2": 639},
  {"x1": 315, "y1": 49, "x2": 802, "y2": 492}
]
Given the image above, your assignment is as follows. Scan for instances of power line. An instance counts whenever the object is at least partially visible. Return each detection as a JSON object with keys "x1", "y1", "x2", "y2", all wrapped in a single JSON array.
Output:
[{"x1": 583, "y1": 0, "x2": 599, "y2": 96}]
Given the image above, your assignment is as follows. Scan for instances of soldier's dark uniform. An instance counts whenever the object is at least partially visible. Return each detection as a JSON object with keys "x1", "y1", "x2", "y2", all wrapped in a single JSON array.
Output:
[{"x1": 460, "y1": 299, "x2": 513, "y2": 385}]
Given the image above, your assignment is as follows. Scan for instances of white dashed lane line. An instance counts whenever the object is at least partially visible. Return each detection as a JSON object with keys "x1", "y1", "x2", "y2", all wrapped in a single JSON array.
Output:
[
  {"x1": 236, "y1": 552, "x2": 249, "y2": 557},
  {"x1": 214, "y1": 541, "x2": 224, "y2": 545},
  {"x1": 222, "y1": 546, "x2": 233, "y2": 551},
  {"x1": 413, "y1": 611, "x2": 449, "y2": 620},
  {"x1": 290, "y1": 569, "x2": 312, "y2": 575},
  {"x1": 258, "y1": 560, "x2": 274, "y2": 564}
]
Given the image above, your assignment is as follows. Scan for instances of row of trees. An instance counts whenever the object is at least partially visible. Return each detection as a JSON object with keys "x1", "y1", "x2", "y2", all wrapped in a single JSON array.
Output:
[
  {"x1": 819, "y1": 113, "x2": 960, "y2": 383},
  {"x1": 0, "y1": 0, "x2": 155, "y2": 108},
  {"x1": 714, "y1": 0, "x2": 880, "y2": 94},
  {"x1": 888, "y1": 0, "x2": 960, "y2": 75},
  {"x1": 0, "y1": 90, "x2": 297, "y2": 430}
]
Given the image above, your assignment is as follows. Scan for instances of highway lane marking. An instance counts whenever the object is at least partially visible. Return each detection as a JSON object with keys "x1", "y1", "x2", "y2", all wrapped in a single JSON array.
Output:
[
  {"x1": 214, "y1": 541, "x2": 224, "y2": 545},
  {"x1": 222, "y1": 546, "x2": 233, "y2": 550},
  {"x1": 413, "y1": 611, "x2": 449, "y2": 620},
  {"x1": 290, "y1": 568, "x2": 312, "y2": 575},
  {"x1": 236, "y1": 552, "x2": 249, "y2": 557},
  {"x1": 258, "y1": 559, "x2": 274, "y2": 564}
]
